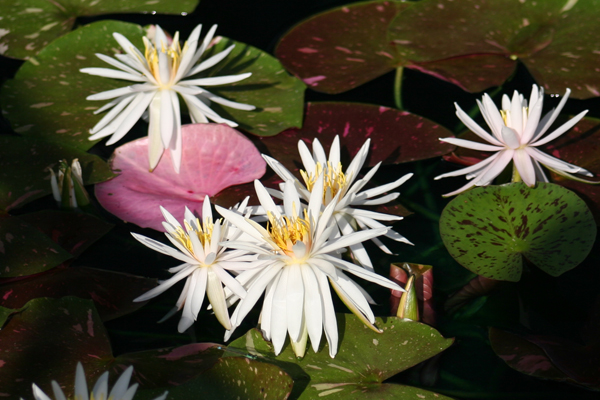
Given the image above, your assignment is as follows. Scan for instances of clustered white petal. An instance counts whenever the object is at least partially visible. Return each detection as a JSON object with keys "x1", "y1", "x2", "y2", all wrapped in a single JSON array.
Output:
[
  {"x1": 24, "y1": 362, "x2": 167, "y2": 400},
  {"x1": 133, "y1": 137, "x2": 410, "y2": 358},
  {"x1": 81, "y1": 24, "x2": 255, "y2": 173},
  {"x1": 217, "y1": 179, "x2": 404, "y2": 358},
  {"x1": 436, "y1": 84, "x2": 594, "y2": 196},
  {"x1": 132, "y1": 196, "x2": 257, "y2": 332},
  {"x1": 263, "y1": 135, "x2": 413, "y2": 271}
]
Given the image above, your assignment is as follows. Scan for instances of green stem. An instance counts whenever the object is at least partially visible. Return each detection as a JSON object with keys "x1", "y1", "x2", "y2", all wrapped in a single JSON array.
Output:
[
  {"x1": 512, "y1": 164, "x2": 522, "y2": 182},
  {"x1": 394, "y1": 66, "x2": 404, "y2": 110}
]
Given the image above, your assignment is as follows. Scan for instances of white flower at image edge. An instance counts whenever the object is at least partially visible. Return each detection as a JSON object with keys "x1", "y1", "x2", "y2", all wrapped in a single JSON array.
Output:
[
  {"x1": 263, "y1": 135, "x2": 413, "y2": 271},
  {"x1": 217, "y1": 178, "x2": 404, "y2": 358},
  {"x1": 436, "y1": 84, "x2": 595, "y2": 196},
  {"x1": 24, "y1": 362, "x2": 167, "y2": 400},
  {"x1": 132, "y1": 196, "x2": 257, "y2": 332},
  {"x1": 80, "y1": 24, "x2": 255, "y2": 172}
]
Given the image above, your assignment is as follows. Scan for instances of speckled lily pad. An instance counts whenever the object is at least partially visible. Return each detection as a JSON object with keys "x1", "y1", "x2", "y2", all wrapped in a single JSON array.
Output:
[
  {"x1": 439, "y1": 182, "x2": 596, "y2": 281},
  {"x1": 0, "y1": 0, "x2": 199, "y2": 59}
]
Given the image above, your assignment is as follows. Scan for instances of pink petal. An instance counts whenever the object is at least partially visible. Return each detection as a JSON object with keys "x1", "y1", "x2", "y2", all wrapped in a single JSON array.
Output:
[{"x1": 96, "y1": 123, "x2": 266, "y2": 231}]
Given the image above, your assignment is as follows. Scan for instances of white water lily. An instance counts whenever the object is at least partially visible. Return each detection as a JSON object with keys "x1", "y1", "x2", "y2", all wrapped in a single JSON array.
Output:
[
  {"x1": 263, "y1": 136, "x2": 412, "y2": 271},
  {"x1": 436, "y1": 85, "x2": 594, "y2": 196},
  {"x1": 217, "y1": 178, "x2": 404, "y2": 358},
  {"x1": 80, "y1": 24, "x2": 255, "y2": 172},
  {"x1": 48, "y1": 159, "x2": 89, "y2": 209},
  {"x1": 132, "y1": 197, "x2": 257, "y2": 332},
  {"x1": 25, "y1": 362, "x2": 167, "y2": 400}
]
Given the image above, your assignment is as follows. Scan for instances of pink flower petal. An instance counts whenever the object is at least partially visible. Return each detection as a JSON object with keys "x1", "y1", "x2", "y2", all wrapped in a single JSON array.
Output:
[{"x1": 96, "y1": 123, "x2": 266, "y2": 231}]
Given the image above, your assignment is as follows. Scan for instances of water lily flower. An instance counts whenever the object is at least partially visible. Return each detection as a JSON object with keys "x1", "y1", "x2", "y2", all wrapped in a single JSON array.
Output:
[
  {"x1": 217, "y1": 178, "x2": 404, "y2": 358},
  {"x1": 80, "y1": 24, "x2": 255, "y2": 172},
  {"x1": 25, "y1": 362, "x2": 167, "y2": 400},
  {"x1": 132, "y1": 197, "x2": 257, "y2": 332},
  {"x1": 48, "y1": 159, "x2": 89, "y2": 209},
  {"x1": 436, "y1": 85, "x2": 594, "y2": 196},
  {"x1": 263, "y1": 135, "x2": 412, "y2": 271}
]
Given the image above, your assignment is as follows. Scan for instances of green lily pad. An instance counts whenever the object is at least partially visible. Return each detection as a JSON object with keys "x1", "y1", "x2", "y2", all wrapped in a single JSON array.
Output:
[
  {"x1": 202, "y1": 36, "x2": 306, "y2": 136},
  {"x1": 0, "y1": 296, "x2": 293, "y2": 398},
  {"x1": 0, "y1": 0, "x2": 199, "y2": 60},
  {"x1": 0, "y1": 214, "x2": 71, "y2": 277},
  {"x1": 439, "y1": 183, "x2": 596, "y2": 282},
  {"x1": 18, "y1": 210, "x2": 113, "y2": 257},
  {"x1": 0, "y1": 20, "x2": 145, "y2": 150},
  {"x1": 0, "y1": 305, "x2": 16, "y2": 327},
  {"x1": 275, "y1": 0, "x2": 409, "y2": 94},
  {"x1": 0, "y1": 265, "x2": 156, "y2": 321},
  {"x1": 0, "y1": 135, "x2": 113, "y2": 211},
  {"x1": 228, "y1": 313, "x2": 453, "y2": 399},
  {"x1": 389, "y1": 0, "x2": 600, "y2": 98}
]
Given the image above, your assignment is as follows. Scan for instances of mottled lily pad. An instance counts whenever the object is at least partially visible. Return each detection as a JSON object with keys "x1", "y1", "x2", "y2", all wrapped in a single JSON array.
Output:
[
  {"x1": 0, "y1": 265, "x2": 156, "y2": 321},
  {"x1": 275, "y1": 0, "x2": 409, "y2": 94},
  {"x1": 253, "y1": 102, "x2": 455, "y2": 172},
  {"x1": 0, "y1": 296, "x2": 292, "y2": 398},
  {"x1": 0, "y1": 20, "x2": 304, "y2": 151},
  {"x1": 228, "y1": 313, "x2": 453, "y2": 399},
  {"x1": 0, "y1": 0, "x2": 199, "y2": 59},
  {"x1": 0, "y1": 214, "x2": 71, "y2": 278},
  {"x1": 0, "y1": 135, "x2": 114, "y2": 211},
  {"x1": 439, "y1": 183, "x2": 596, "y2": 281},
  {"x1": 389, "y1": 0, "x2": 600, "y2": 98},
  {"x1": 95, "y1": 124, "x2": 266, "y2": 231}
]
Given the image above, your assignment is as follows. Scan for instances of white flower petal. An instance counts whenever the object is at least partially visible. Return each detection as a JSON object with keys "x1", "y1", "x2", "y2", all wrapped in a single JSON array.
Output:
[
  {"x1": 514, "y1": 149, "x2": 536, "y2": 186},
  {"x1": 32, "y1": 384, "x2": 52, "y2": 400},
  {"x1": 206, "y1": 268, "x2": 231, "y2": 329},
  {"x1": 286, "y1": 264, "x2": 305, "y2": 342},
  {"x1": 182, "y1": 72, "x2": 251, "y2": 86},
  {"x1": 440, "y1": 137, "x2": 504, "y2": 152},
  {"x1": 131, "y1": 233, "x2": 197, "y2": 264},
  {"x1": 80, "y1": 67, "x2": 146, "y2": 82},
  {"x1": 134, "y1": 265, "x2": 196, "y2": 302},
  {"x1": 301, "y1": 265, "x2": 323, "y2": 353},
  {"x1": 454, "y1": 103, "x2": 504, "y2": 146},
  {"x1": 530, "y1": 110, "x2": 588, "y2": 147}
]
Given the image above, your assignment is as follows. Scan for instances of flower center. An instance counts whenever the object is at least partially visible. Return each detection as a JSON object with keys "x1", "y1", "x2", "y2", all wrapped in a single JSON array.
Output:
[
  {"x1": 500, "y1": 107, "x2": 529, "y2": 131},
  {"x1": 143, "y1": 33, "x2": 183, "y2": 88},
  {"x1": 169, "y1": 218, "x2": 215, "y2": 262},
  {"x1": 300, "y1": 161, "x2": 348, "y2": 205},
  {"x1": 267, "y1": 210, "x2": 311, "y2": 260}
]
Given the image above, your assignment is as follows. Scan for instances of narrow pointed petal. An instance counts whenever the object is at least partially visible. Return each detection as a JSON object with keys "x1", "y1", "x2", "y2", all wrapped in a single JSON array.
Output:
[
  {"x1": 89, "y1": 94, "x2": 136, "y2": 135},
  {"x1": 79, "y1": 67, "x2": 146, "y2": 82},
  {"x1": 525, "y1": 147, "x2": 592, "y2": 175},
  {"x1": 182, "y1": 73, "x2": 252, "y2": 86},
  {"x1": 32, "y1": 384, "x2": 52, "y2": 400},
  {"x1": 510, "y1": 90, "x2": 523, "y2": 132},
  {"x1": 131, "y1": 233, "x2": 197, "y2": 264},
  {"x1": 301, "y1": 265, "x2": 323, "y2": 352},
  {"x1": 435, "y1": 152, "x2": 501, "y2": 180},
  {"x1": 206, "y1": 268, "x2": 231, "y2": 329},
  {"x1": 530, "y1": 110, "x2": 588, "y2": 147},
  {"x1": 91, "y1": 372, "x2": 108, "y2": 400},
  {"x1": 134, "y1": 265, "x2": 195, "y2": 302},
  {"x1": 106, "y1": 91, "x2": 155, "y2": 145},
  {"x1": 286, "y1": 264, "x2": 305, "y2": 342},
  {"x1": 514, "y1": 149, "x2": 536, "y2": 186},
  {"x1": 74, "y1": 363, "x2": 89, "y2": 400},
  {"x1": 312, "y1": 138, "x2": 327, "y2": 164},
  {"x1": 271, "y1": 267, "x2": 289, "y2": 355},
  {"x1": 534, "y1": 88, "x2": 571, "y2": 139},
  {"x1": 440, "y1": 137, "x2": 504, "y2": 152},
  {"x1": 315, "y1": 270, "x2": 338, "y2": 357},
  {"x1": 298, "y1": 139, "x2": 317, "y2": 174},
  {"x1": 473, "y1": 149, "x2": 514, "y2": 186},
  {"x1": 454, "y1": 103, "x2": 504, "y2": 146},
  {"x1": 501, "y1": 126, "x2": 520, "y2": 148}
]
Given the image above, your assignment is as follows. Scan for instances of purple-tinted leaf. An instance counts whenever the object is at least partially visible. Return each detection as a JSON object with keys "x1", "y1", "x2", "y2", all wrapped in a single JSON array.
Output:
[
  {"x1": 440, "y1": 183, "x2": 596, "y2": 281},
  {"x1": 18, "y1": 210, "x2": 113, "y2": 257},
  {"x1": 0, "y1": 214, "x2": 71, "y2": 278},
  {"x1": 0, "y1": 135, "x2": 113, "y2": 211},
  {"x1": 275, "y1": 1, "x2": 409, "y2": 93},
  {"x1": 253, "y1": 102, "x2": 454, "y2": 172},
  {"x1": 0, "y1": 266, "x2": 157, "y2": 321},
  {"x1": 445, "y1": 275, "x2": 499, "y2": 314},
  {"x1": 95, "y1": 124, "x2": 266, "y2": 231},
  {"x1": 389, "y1": 0, "x2": 600, "y2": 98}
]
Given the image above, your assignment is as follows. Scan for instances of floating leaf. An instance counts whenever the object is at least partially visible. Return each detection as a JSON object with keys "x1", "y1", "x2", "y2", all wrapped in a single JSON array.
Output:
[
  {"x1": 0, "y1": 266, "x2": 156, "y2": 321},
  {"x1": 440, "y1": 183, "x2": 596, "y2": 281},
  {"x1": 202, "y1": 37, "x2": 306, "y2": 136},
  {"x1": 18, "y1": 210, "x2": 113, "y2": 257},
  {"x1": 275, "y1": 0, "x2": 409, "y2": 93},
  {"x1": 95, "y1": 124, "x2": 266, "y2": 231},
  {"x1": 253, "y1": 102, "x2": 454, "y2": 171},
  {"x1": 445, "y1": 275, "x2": 499, "y2": 315},
  {"x1": 0, "y1": 214, "x2": 71, "y2": 277},
  {"x1": 0, "y1": 135, "x2": 113, "y2": 211},
  {"x1": 389, "y1": 0, "x2": 600, "y2": 98},
  {"x1": 0, "y1": 0, "x2": 199, "y2": 59},
  {"x1": 228, "y1": 313, "x2": 453, "y2": 399}
]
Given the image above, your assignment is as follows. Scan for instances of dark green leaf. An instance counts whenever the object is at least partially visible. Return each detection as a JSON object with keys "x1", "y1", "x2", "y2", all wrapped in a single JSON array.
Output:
[
  {"x1": 440, "y1": 183, "x2": 596, "y2": 281},
  {"x1": 0, "y1": 214, "x2": 71, "y2": 277},
  {"x1": 0, "y1": 0, "x2": 199, "y2": 59}
]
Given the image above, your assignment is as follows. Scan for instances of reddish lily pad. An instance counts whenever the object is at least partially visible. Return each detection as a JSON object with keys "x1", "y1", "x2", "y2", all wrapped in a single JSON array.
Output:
[
  {"x1": 0, "y1": 214, "x2": 71, "y2": 278},
  {"x1": 0, "y1": 135, "x2": 114, "y2": 211},
  {"x1": 389, "y1": 0, "x2": 600, "y2": 98},
  {"x1": 444, "y1": 275, "x2": 499, "y2": 315},
  {"x1": 95, "y1": 123, "x2": 266, "y2": 231},
  {"x1": 253, "y1": 102, "x2": 455, "y2": 172},
  {"x1": 0, "y1": 0, "x2": 199, "y2": 60},
  {"x1": 18, "y1": 210, "x2": 113, "y2": 257},
  {"x1": 228, "y1": 313, "x2": 453, "y2": 399},
  {"x1": 0, "y1": 265, "x2": 157, "y2": 321},
  {"x1": 275, "y1": 0, "x2": 409, "y2": 94},
  {"x1": 439, "y1": 183, "x2": 596, "y2": 282}
]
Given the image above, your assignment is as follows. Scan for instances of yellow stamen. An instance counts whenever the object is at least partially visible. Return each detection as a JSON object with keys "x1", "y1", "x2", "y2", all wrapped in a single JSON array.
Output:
[
  {"x1": 266, "y1": 210, "x2": 311, "y2": 258},
  {"x1": 171, "y1": 218, "x2": 217, "y2": 257},
  {"x1": 300, "y1": 161, "x2": 348, "y2": 204},
  {"x1": 142, "y1": 33, "x2": 186, "y2": 88}
]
